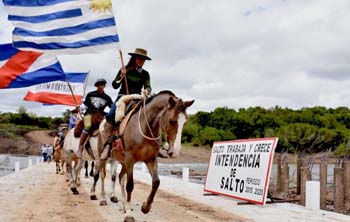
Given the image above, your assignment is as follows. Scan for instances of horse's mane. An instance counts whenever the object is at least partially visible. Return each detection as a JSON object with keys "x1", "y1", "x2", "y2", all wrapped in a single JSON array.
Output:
[{"x1": 146, "y1": 90, "x2": 176, "y2": 104}]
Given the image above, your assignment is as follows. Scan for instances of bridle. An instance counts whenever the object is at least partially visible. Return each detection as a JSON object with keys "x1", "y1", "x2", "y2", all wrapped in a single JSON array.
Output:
[{"x1": 137, "y1": 97, "x2": 172, "y2": 144}]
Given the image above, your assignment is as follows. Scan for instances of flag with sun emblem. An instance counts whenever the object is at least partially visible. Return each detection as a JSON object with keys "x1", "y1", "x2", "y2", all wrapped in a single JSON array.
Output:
[{"x1": 3, "y1": 0, "x2": 118, "y2": 54}]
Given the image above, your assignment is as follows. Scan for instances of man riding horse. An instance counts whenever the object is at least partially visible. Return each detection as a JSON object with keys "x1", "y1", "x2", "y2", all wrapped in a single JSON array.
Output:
[
  {"x1": 77, "y1": 78, "x2": 113, "y2": 158},
  {"x1": 102, "y1": 48, "x2": 152, "y2": 159}
]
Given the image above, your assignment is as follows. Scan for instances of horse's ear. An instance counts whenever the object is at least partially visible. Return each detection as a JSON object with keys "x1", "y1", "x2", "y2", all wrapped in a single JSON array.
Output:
[
  {"x1": 168, "y1": 97, "x2": 176, "y2": 108},
  {"x1": 184, "y1": 100, "x2": 195, "y2": 108}
]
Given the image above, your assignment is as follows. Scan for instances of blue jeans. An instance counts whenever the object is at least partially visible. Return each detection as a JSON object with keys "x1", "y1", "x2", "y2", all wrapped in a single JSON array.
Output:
[{"x1": 106, "y1": 103, "x2": 116, "y2": 123}]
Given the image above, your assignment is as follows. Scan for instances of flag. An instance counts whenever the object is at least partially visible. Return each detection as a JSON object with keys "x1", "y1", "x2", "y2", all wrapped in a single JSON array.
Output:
[
  {"x1": 0, "y1": 43, "x2": 66, "y2": 89},
  {"x1": 24, "y1": 72, "x2": 88, "y2": 106},
  {"x1": 3, "y1": 0, "x2": 119, "y2": 54}
]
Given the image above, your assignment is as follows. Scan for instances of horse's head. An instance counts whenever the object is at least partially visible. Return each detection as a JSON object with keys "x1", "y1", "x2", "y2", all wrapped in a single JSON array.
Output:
[{"x1": 162, "y1": 96, "x2": 194, "y2": 157}]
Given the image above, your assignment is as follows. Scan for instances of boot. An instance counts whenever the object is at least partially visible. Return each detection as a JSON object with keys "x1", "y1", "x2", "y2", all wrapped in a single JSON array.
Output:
[
  {"x1": 101, "y1": 121, "x2": 115, "y2": 160},
  {"x1": 77, "y1": 131, "x2": 89, "y2": 158}
]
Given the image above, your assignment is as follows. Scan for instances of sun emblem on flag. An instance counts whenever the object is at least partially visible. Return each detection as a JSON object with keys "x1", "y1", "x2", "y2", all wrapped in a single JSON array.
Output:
[{"x1": 90, "y1": 0, "x2": 112, "y2": 13}]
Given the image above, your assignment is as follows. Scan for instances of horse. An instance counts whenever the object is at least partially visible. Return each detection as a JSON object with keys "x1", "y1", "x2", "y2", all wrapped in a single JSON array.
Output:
[
  {"x1": 63, "y1": 127, "x2": 109, "y2": 205},
  {"x1": 103, "y1": 90, "x2": 194, "y2": 222},
  {"x1": 84, "y1": 161, "x2": 95, "y2": 178}
]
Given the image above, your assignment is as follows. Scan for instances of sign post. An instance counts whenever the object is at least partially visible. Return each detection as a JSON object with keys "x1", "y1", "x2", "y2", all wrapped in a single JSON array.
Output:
[{"x1": 204, "y1": 137, "x2": 278, "y2": 205}]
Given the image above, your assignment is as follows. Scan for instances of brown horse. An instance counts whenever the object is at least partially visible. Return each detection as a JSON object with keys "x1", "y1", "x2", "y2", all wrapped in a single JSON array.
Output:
[{"x1": 107, "y1": 90, "x2": 194, "y2": 222}]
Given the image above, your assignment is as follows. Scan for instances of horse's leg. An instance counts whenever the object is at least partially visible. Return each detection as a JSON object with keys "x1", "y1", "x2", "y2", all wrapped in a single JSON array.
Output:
[
  {"x1": 123, "y1": 160, "x2": 135, "y2": 222},
  {"x1": 110, "y1": 160, "x2": 119, "y2": 203},
  {"x1": 90, "y1": 161, "x2": 95, "y2": 177},
  {"x1": 65, "y1": 151, "x2": 78, "y2": 194},
  {"x1": 119, "y1": 165, "x2": 128, "y2": 212},
  {"x1": 90, "y1": 160, "x2": 100, "y2": 200},
  {"x1": 99, "y1": 160, "x2": 108, "y2": 206},
  {"x1": 55, "y1": 160, "x2": 59, "y2": 174},
  {"x1": 73, "y1": 159, "x2": 83, "y2": 193},
  {"x1": 141, "y1": 159, "x2": 160, "y2": 214},
  {"x1": 84, "y1": 161, "x2": 89, "y2": 178}
]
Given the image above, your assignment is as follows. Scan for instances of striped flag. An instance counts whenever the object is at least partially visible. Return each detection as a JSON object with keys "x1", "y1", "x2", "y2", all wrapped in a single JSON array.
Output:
[
  {"x1": 2, "y1": 0, "x2": 119, "y2": 54},
  {"x1": 24, "y1": 72, "x2": 88, "y2": 106},
  {"x1": 0, "y1": 43, "x2": 66, "y2": 89}
]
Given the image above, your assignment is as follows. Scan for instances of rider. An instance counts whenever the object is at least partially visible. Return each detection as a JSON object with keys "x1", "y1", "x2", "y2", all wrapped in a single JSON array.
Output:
[
  {"x1": 77, "y1": 78, "x2": 113, "y2": 158},
  {"x1": 102, "y1": 48, "x2": 152, "y2": 159}
]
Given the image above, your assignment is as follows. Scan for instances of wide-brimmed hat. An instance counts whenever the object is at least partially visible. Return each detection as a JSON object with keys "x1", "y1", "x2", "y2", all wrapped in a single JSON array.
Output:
[
  {"x1": 94, "y1": 78, "x2": 107, "y2": 87},
  {"x1": 128, "y1": 48, "x2": 151, "y2": 60}
]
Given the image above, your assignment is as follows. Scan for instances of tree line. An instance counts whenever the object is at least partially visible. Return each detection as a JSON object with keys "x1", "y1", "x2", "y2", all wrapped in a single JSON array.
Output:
[
  {"x1": 2, "y1": 106, "x2": 350, "y2": 155},
  {"x1": 182, "y1": 106, "x2": 350, "y2": 155},
  {"x1": 0, "y1": 106, "x2": 64, "y2": 130}
]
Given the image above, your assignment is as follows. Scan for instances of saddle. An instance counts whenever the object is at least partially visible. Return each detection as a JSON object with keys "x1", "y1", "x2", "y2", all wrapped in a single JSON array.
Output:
[{"x1": 74, "y1": 112, "x2": 105, "y2": 138}]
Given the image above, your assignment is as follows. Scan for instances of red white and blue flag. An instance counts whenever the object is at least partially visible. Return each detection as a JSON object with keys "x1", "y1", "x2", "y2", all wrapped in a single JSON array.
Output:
[
  {"x1": 24, "y1": 72, "x2": 87, "y2": 106},
  {"x1": 0, "y1": 43, "x2": 66, "y2": 89},
  {"x1": 2, "y1": 0, "x2": 119, "y2": 54}
]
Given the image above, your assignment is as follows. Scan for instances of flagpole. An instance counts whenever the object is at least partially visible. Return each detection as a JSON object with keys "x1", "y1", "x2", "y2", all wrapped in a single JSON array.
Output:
[
  {"x1": 66, "y1": 80, "x2": 83, "y2": 119},
  {"x1": 82, "y1": 70, "x2": 90, "y2": 98},
  {"x1": 119, "y1": 49, "x2": 129, "y2": 95}
]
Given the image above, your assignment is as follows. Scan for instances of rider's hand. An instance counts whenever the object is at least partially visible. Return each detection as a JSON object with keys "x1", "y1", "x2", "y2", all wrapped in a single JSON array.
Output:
[
  {"x1": 143, "y1": 89, "x2": 149, "y2": 97},
  {"x1": 120, "y1": 67, "x2": 127, "y2": 78}
]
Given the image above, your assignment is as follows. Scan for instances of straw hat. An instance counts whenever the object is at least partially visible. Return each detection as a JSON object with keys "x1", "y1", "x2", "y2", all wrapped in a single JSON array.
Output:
[{"x1": 128, "y1": 48, "x2": 151, "y2": 60}]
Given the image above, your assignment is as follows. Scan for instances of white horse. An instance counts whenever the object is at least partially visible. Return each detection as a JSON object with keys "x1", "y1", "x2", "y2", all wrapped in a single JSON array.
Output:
[{"x1": 63, "y1": 128, "x2": 110, "y2": 205}]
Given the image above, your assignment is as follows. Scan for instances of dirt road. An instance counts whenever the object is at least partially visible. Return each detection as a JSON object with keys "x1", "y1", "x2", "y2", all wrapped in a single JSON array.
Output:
[
  {"x1": 0, "y1": 163, "x2": 246, "y2": 222},
  {"x1": 25, "y1": 130, "x2": 54, "y2": 145}
]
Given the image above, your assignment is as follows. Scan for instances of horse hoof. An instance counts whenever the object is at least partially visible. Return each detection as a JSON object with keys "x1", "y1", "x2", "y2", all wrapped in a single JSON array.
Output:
[
  {"x1": 110, "y1": 196, "x2": 118, "y2": 203},
  {"x1": 71, "y1": 188, "x2": 79, "y2": 195},
  {"x1": 168, "y1": 152, "x2": 173, "y2": 157},
  {"x1": 90, "y1": 195, "x2": 98, "y2": 200},
  {"x1": 141, "y1": 202, "x2": 151, "y2": 214},
  {"x1": 99, "y1": 200, "x2": 108, "y2": 206},
  {"x1": 124, "y1": 216, "x2": 135, "y2": 222}
]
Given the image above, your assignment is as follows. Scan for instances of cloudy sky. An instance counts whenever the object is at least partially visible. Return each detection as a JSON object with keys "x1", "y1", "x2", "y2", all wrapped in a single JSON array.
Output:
[{"x1": 1, "y1": 0, "x2": 350, "y2": 117}]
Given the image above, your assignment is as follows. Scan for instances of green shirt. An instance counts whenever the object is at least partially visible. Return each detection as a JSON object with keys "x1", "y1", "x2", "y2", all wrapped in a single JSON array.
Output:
[{"x1": 112, "y1": 68, "x2": 151, "y2": 99}]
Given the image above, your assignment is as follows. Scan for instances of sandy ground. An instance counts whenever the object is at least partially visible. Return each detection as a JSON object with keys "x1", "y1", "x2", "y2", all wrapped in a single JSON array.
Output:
[{"x1": 0, "y1": 163, "x2": 246, "y2": 222}]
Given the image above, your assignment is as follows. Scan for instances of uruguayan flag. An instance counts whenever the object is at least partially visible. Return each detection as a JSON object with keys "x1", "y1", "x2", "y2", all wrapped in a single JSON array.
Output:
[{"x1": 3, "y1": 0, "x2": 119, "y2": 54}]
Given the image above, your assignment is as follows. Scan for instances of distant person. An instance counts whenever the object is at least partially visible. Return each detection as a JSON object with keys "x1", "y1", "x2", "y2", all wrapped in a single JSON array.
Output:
[
  {"x1": 41, "y1": 144, "x2": 48, "y2": 162},
  {"x1": 69, "y1": 107, "x2": 81, "y2": 129},
  {"x1": 47, "y1": 144, "x2": 53, "y2": 163}
]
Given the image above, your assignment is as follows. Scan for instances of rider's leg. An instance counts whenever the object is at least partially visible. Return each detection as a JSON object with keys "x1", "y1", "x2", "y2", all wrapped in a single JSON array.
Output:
[
  {"x1": 101, "y1": 104, "x2": 117, "y2": 160},
  {"x1": 77, "y1": 114, "x2": 91, "y2": 158}
]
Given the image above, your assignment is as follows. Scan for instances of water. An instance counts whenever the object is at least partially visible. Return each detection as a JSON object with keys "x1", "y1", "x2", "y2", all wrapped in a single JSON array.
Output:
[{"x1": 0, "y1": 154, "x2": 40, "y2": 177}]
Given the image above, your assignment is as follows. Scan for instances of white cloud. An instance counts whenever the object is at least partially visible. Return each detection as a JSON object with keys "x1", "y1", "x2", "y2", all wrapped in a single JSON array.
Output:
[{"x1": 1, "y1": 0, "x2": 350, "y2": 117}]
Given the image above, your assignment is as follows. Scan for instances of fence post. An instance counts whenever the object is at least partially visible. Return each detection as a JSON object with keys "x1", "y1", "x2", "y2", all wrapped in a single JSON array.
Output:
[
  {"x1": 183, "y1": 167, "x2": 189, "y2": 182},
  {"x1": 300, "y1": 166, "x2": 312, "y2": 206},
  {"x1": 334, "y1": 167, "x2": 345, "y2": 213},
  {"x1": 276, "y1": 155, "x2": 282, "y2": 192},
  {"x1": 306, "y1": 181, "x2": 320, "y2": 210},
  {"x1": 15, "y1": 162, "x2": 20, "y2": 173},
  {"x1": 343, "y1": 160, "x2": 350, "y2": 207},
  {"x1": 280, "y1": 163, "x2": 289, "y2": 193},
  {"x1": 297, "y1": 158, "x2": 303, "y2": 195},
  {"x1": 319, "y1": 162, "x2": 327, "y2": 209}
]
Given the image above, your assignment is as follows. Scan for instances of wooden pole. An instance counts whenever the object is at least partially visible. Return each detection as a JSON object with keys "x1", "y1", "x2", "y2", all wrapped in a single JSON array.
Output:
[
  {"x1": 119, "y1": 49, "x2": 129, "y2": 95},
  {"x1": 344, "y1": 160, "x2": 350, "y2": 205},
  {"x1": 281, "y1": 163, "x2": 289, "y2": 194},
  {"x1": 277, "y1": 155, "x2": 282, "y2": 192},
  {"x1": 334, "y1": 167, "x2": 345, "y2": 213},
  {"x1": 300, "y1": 167, "x2": 312, "y2": 206},
  {"x1": 319, "y1": 162, "x2": 327, "y2": 209},
  {"x1": 297, "y1": 158, "x2": 303, "y2": 195},
  {"x1": 66, "y1": 80, "x2": 83, "y2": 120}
]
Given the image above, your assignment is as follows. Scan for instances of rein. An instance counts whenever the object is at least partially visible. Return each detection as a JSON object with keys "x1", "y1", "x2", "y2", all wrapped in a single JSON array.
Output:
[{"x1": 137, "y1": 98, "x2": 168, "y2": 144}]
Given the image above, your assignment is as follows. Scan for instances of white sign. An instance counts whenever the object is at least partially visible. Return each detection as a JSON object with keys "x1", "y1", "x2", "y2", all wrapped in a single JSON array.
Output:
[{"x1": 204, "y1": 137, "x2": 278, "y2": 205}]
